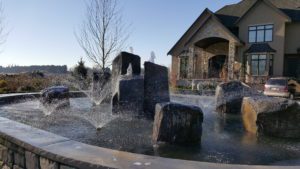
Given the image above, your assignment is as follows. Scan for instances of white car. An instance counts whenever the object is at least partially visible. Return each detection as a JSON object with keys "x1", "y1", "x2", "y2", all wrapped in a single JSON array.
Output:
[{"x1": 264, "y1": 77, "x2": 300, "y2": 100}]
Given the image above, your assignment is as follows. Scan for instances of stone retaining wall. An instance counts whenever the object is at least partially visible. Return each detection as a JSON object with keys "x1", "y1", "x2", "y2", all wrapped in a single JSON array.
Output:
[
  {"x1": 0, "y1": 140, "x2": 75, "y2": 169},
  {"x1": 0, "y1": 94, "x2": 299, "y2": 169}
]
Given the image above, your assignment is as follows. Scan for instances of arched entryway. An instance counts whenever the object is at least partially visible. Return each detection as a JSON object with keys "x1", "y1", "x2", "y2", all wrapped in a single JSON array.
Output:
[{"x1": 208, "y1": 55, "x2": 227, "y2": 78}]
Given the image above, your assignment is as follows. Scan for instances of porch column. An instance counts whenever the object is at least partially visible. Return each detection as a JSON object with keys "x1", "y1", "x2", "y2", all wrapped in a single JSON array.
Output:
[
  {"x1": 188, "y1": 47, "x2": 195, "y2": 79},
  {"x1": 176, "y1": 56, "x2": 180, "y2": 80},
  {"x1": 228, "y1": 41, "x2": 237, "y2": 80},
  {"x1": 194, "y1": 47, "x2": 203, "y2": 79}
]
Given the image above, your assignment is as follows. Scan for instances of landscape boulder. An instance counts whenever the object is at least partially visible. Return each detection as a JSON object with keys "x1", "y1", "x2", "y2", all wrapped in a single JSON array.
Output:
[
  {"x1": 112, "y1": 76, "x2": 144, "y2": 116},
  {"x1": 112, "y1": 52, "x2": 141, "y2": 80},
  {"x1": 152, "y1": 102, "x2": 203, "y2": 145},
  {"x1": 215, "y1": 81, "x2": 260, "y2": 114},
  {"x1": 144, "y1": 62, "x2": 170, "y2": 119},
  {"x1": 40, "y1": 86, "x2": 70, "y2": 107},
  {"x1": 241, "y1": 96, "x2": 300, "y2": 138},
  {"x1": 111, "y1": 52, "x2": 144, "y2": 116}
]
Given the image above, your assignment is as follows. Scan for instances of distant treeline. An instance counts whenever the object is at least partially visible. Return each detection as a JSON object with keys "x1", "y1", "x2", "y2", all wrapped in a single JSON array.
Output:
[{"x1": 0, "y1": 65, "x2": 68, "y2": 74}]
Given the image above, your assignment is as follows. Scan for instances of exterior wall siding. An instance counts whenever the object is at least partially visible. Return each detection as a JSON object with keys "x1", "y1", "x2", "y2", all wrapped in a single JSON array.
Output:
[
  {"x1": 237, "y1": 1, "x2": 288, "y2": 79},
  {"x1": 285, "y1": 23, "x2": 300, "y2": 54}
]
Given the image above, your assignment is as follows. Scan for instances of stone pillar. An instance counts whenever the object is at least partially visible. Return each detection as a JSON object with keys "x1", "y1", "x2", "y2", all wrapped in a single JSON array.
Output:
[
  {"x1": 177, "y1": 56, "x2": 181, "y2": 80},
  {"x1": 187, "y1": 47, "x2": 195, "y2": 79},
  {"x1": 228, "y1": 41, "x2": 237, "y2": 80},
  {"x1": 194, "y1": 47, "x2": 203, "y2": 79},
  {"x1": 200, "y1": 49, "x2": 208, "y2": 79},
  {"x1": 170, "y1": 55, "x2": 179, "y2": 87}
]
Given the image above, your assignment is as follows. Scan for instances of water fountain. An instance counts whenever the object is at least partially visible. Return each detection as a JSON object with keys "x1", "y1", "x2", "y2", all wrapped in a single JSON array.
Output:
[{"x1": 0, "y1": 52, "x2": 300, "y2": 167}]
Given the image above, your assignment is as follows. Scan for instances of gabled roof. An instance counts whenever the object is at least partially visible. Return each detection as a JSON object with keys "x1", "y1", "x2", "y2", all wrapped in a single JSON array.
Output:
[
  {"x1": 168, "y1": 9, "x2": 241, "y2": 56},
  {"x1": 281, "y1": 8, "x2": 300, "y2": 21},
  {"x1": 216, "y1": 0, "x2": 300, "y2": 17},
  {"x1": 235, "y1": 0, "x2": 291, "y2": 25},
  {"x1": 167, "y1": 8, "x2": 212, "y2": 56}
]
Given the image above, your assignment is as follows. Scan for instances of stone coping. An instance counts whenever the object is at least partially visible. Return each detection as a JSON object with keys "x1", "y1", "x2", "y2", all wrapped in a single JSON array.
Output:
[{"x1": 0, "y1": 94, "x2": 299, "y2": 169}]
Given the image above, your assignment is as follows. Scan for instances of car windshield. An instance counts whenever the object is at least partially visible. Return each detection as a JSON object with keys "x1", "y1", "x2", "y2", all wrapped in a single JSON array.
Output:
[{"x1": 267, "y1": 79, "x2": 287, "y2": 86}]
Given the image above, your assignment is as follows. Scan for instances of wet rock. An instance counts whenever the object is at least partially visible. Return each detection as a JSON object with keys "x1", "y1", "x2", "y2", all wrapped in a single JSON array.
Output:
[
  {"x1": 111, "y1": 52, "x2": 143, "y2": 115},
  {"x1": 111, "y1": 52, "x2": 141, "y2": 95},
  {"x1": 242, "y1": 96, "x2": 300, "y2": 138},
  {"x1": 112, "y1": 52, "x2": 141, "y2": 76},
  {"x1": 112, "y1": 76, "x2": 144, "y2": 116},
  {"x1": 153, "y1": 102, "x2": 203, "y2": 145},
  {"x1": 144, "y1": 62, "x2": 170, "y2": 119},
  {"x1": 216, "y1": 81, "x2": 260, "y2": 114},
  {"x1": 40, "y1": 86, "x2": 70, "y2": 107}
]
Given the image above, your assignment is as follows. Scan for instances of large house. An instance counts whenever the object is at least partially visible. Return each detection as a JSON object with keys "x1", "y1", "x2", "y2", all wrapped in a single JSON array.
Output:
[{"x1": 168, "y1": 0, "x2": 300, "y2": 85}]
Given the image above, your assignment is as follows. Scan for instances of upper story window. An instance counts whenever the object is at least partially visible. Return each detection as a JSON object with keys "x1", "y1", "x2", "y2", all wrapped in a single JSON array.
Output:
[{"x1": 249, "y1": 24, "x2": 273, "y2": 43}]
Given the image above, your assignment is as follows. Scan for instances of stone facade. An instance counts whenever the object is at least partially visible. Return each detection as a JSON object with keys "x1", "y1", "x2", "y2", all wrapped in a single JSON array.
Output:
[{"x1": 170, "y1": 16, "x2": 241, "y2": 86}]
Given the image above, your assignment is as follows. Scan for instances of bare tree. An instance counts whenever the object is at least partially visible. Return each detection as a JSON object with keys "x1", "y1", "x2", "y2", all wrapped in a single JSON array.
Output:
[{"x1": 76, "y1": 0, "x2": 128, "y2": 71}]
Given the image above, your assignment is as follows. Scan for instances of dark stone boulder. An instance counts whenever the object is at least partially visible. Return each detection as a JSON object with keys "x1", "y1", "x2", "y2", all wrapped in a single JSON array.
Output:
[
  {"x1": 215, "y1": 81, "x2": 260, "y2": 114},
  {"x1": 112, "y1": 76, "x2": 144, "y2": 116},
  {"x1": 41, "y1": 86, "x2": 70, "y2": 106},
  {"x1": 152, "y1": 102, "x2": 203, "y2": 145},
  {"x1": 112, "y1": 52, "x2": 141, "y2": 77},
  {"x1": 111, "y1": 52, "x2": 141, "y2": 99},
  {"x1": 242, "y1": 96, "x2": 300, "y2": 138},
  {"x1": 144, "y1": 62, "x2": 170, "y2": 119}
]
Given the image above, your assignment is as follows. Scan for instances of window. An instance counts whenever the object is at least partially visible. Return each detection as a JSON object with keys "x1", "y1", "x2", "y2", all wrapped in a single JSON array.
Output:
[
  {"x1": 251, "y1": 54, "x2": 267, "y2": 76},
  {"x1": 248, "y1": 24, "x2": 273, "y2": 43},
  {"x1": 180, "y1": 56, "x2": 189, "y2": 78}
]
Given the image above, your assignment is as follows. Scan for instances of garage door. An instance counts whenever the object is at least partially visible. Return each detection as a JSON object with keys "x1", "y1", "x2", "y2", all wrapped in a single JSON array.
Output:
[{"x1": 284, "y1": 55, "x2": 300, "y2": 78}]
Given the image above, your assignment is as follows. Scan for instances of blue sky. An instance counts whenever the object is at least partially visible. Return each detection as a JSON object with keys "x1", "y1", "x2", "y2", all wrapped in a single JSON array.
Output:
[{"x1": 1, "y1": 0, "x2": 240, "y2": 69}]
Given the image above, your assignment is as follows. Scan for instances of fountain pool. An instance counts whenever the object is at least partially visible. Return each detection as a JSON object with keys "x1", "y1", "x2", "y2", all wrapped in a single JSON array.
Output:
[{"x1": 0, "y1": 95, "x2": 300, "y2": 166}]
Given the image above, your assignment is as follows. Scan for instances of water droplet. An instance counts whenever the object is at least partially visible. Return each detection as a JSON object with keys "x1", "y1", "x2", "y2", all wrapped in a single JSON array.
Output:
[
  {"x1": 133, "y1": 162, "x2": 142, "y2": 166},
  {"x1": 144, "y1": 162, "x2": 151, "y2": 166}
]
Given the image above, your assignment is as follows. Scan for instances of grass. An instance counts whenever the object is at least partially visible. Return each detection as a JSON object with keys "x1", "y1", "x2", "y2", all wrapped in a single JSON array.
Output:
[{"x1": 0, "y1": 73, "x2": 66, "y2": 94}]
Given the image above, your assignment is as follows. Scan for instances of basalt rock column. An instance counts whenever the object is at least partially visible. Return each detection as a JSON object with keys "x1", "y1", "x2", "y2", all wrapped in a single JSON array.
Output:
[
  {"x1": 153, "y1": 102, "x2": 203, "y2": 145},
  {"x1": 215, "y1": 81, "x2": 260, "y2": 114},
  {"x1": 242, "y1": 96, "x2": 300, "y2": 138},
  {"x1": 111, "y1": 52, "x2": 144, "y2": 116},
  {"x1": 144, "y1": 62, "x2": 170, "y2": 119}
]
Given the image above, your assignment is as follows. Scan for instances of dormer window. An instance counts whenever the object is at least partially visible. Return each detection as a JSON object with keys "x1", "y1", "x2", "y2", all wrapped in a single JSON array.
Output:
[{"x1": 248, "y1": 24, "x2": 273, "y2": 43}]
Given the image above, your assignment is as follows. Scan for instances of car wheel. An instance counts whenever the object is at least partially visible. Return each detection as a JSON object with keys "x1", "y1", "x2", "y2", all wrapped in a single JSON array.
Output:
[{"x1": 290, "y1": 93, "x2": 295, "y2": 100}]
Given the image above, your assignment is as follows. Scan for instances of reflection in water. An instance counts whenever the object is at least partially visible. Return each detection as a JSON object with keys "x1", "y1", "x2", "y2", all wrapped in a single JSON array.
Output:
[{"x1": 0, "y1": 96, "x2": 300, "y2": 165}]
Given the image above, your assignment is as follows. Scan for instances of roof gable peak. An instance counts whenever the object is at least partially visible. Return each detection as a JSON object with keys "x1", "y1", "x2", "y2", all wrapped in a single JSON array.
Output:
[{"x1": 235, "y1": 0, "x2": 291, "y2": 25}]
